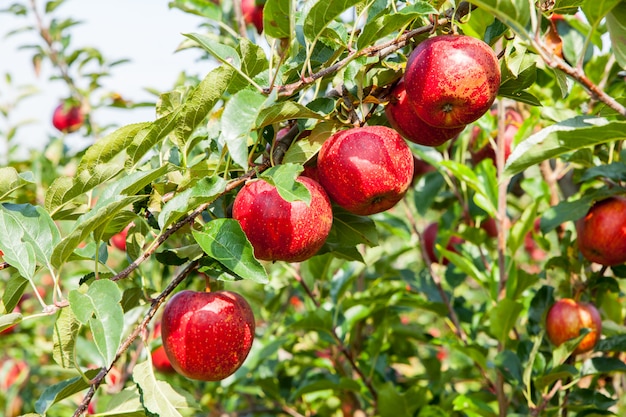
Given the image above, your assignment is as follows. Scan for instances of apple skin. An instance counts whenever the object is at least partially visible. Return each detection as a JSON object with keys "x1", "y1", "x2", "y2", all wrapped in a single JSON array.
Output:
[
  {"x1": 385, "y1": 79, "x2": 465, "y2": 147},
  {"x1": 52, "y1": 102, "x2": 84, "y2": 133},
  {"x1": 161, "y1": 290, "x2": 255, "y2": 381},
  {"x1": 233, "y1": 176, "x2": 332, "y2": 262},
  {"x1": 404, "y1": 35, "x2": 501, "y2": 128},
  {"x1": 111, "y1": 224, "x2": 132, "y2": 251},
  {"x1": 317, "y1": 126, "x2": 414, "y2": 216},
  {"x1": 545, "y1": 298, "x2": 602, "y2": 355},
  {"x1": 422, "y1": 222, "x2": 464, "y2": 265},
  {"x1": 0, "y1": 359, "x2": 28, "y2": 391},
  {"x1": 577, "y1": 196, "x2": 626, "y2": 266},
  {"x1": 241, "y1": 0, "x2": 264, "y2": 33},
  {"x1": 152, "y1": 323, "x2": 176, "y2": 374}
]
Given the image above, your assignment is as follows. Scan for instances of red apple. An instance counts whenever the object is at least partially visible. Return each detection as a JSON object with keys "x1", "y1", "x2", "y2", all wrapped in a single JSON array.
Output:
[
  {"x1": 152, "y1": 345, "x2": 176, "y2": 374},
  {"x1": 317, "y1": 126, "x2": 414, "y2": 216},
  {"x1": 577, "y1": 196, "x2": 626, "y2": 266},
  {"x1": 404, "y1": 35, "x2": 501, "y2": 128},
  {"x1": 0, "y1": 359, "x2": 28, "y2": 391},
  {"x1": 422, "y1": 222, "x2": 464, "y2": 265},
  {"x1": 111, "y1": 223, "x2": 132, "y2": 251},
  {"x1": 524, "y1": 218, "x2": 547, "y2": 262},
  {"x1": 152, "y1": 323, "x2": 175, "y2": 374},
  {"x1": 52, "y1": 101, "x2": 84, "y2": 133},
  {"x1": 241, "y1": 0, "x2": 264, "y2": 33},
  {"x1": 385, "y1": 79, "x2": 465, "y2": 147},
  {"x1": 545, "y1": 298, "x2": 602, "y2": 355},
  {"x1": 161, "y1": 289, "x2": 255, "y2": 381},
  {"x1": 232, "y1": 176, "x2": 332, "y2": 262},
  {"x1": 300, "y1": 164, "x2": 320, "y2": 183}
]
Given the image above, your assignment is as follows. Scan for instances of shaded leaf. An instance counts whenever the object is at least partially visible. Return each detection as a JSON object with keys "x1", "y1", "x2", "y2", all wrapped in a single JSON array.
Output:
[{"x1": 34, "y1": 369, "x2": 100, "y2": 414}]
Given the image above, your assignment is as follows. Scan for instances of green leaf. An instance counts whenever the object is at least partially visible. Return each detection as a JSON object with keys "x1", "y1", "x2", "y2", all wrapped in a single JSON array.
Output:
[
  {"x1": 34, "y1": 369, "x2": 100, "y2": 414},
  {"x1": 494, "y1": 349, "x2": 523, "y2": 385},
  {"x1": 101, "y1": 387, "x2": 144, "y2": 416},
  {"x1": 0, "y1": 167, "x2": 34, "y2": 201},
  {"x1": 174, "y1": 66, "x2": 237, "y2": 148},
  {"x1": 220, "y1": 89, "x2": 272, "y2": 171},
  {"x1": 2, "y1": 275, "x2": 28, "y2": 314},
  {"x1": 582, "y1": 0, "x2": 621, "y2": 28},
  {"x1": 52, "y1": 307, "x2": 81, "y2": 368},
  {"x1": 68, "y1": 280, "x2": 124, "y2": 365},
  {"x1": 540, "y1": 188, "x2": 620, "y2": 233},
  {"x1": 489, "y1": 298, "x2": 523, "y2": 344},
  {"x1": 185, "y1": 33, "x2": 241, "y2": 70},
  {"x1": 357, "y1": 2, "x2": 438, "y2": 50},
  {"x1": 0, "y1": 312, "x2": 21, "y2": 332},
  {"x1": 596, "y1": 334, "x2": 626, "y2": 352},
  {"x1": 468, "y1": 0, "x2": 530, "y2": 37},
  {"x1": 505, "y1": 117, "x2": 626, "y2": 177},
  {"x1": 76, "y1": 122, "x2": 148, "y2": 173},
  {"x1": 158, "y1": 176, "x2": 227, "y2": 229},
  {"x1": 133, "y1": 361, "x2": 198, "y2": 417},
  {"x1": 263, "y1": 0, "x2": 292, "y2": 39},
  {"x1": 0, "y1": 203, "x2": 61, "y2": 278},
  {"x1": 192, "y1": 219, "x2": 269, "y2": 283},
  {"x1": 440, "y1": 161, "x2": 497, "y2": 216},
  {"x1": 259, "y1": 163, "x2": 311, "y2": 204},
  {"x1": 375, "y1": 382, "x2": 428, "y2": 417},
  {"x1": 329, "y1": 208, "x2": 379, "y2": 247},
  {"x1": 127, "y1": 113, "x2": 179, "y2": 168},
  {"x1": 46, "y1": 162, "x2": 123, "y2": 216},
  {"x1": 303, "y1": 0, "x2": 366, "y2": 41},
  {"x1": 51, "y1": 195, "x2": 145, "y2": 269},
  {"x1": 256, "y1": 100, "x2": 324, "y2": 128},
  {"x1": 581, "y1": 357, "x2": 626, "y2": 375},
  {"x1": 606, "y1": 2, "x2": 626, "y2": 68},
  {"x1": 282, "y1": 121, "x2": 336, "y2": 164}
]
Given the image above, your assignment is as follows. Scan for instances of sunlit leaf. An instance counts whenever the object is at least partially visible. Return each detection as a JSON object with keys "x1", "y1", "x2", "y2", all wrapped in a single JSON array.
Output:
[{"x1": 193, "y1": 219, "x2": 269, "y2": 283}]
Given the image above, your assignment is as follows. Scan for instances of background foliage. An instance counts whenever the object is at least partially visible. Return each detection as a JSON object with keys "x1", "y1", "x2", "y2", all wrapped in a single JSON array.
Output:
[{"x1": 1, "y1": 0, "x2": 626, "y2": 416}]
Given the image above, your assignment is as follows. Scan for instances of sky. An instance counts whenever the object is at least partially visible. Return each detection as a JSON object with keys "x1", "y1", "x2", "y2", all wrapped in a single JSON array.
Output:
[{"x1": 0, "y1": 0, "x2": 210, "y2": 156}]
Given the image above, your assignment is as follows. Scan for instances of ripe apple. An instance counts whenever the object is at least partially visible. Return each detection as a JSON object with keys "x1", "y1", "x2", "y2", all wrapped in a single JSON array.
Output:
[
  {"x1": 241, "y1": 0, "x2": 264, "y2": 33},
  {"x1": 470, "y1": 109, "x2": 522, "y2": 165},
  {"x1": 422, "y1": 222, "x2": 464, "y2": 265},
  {"x1": 152, "y1": 322, "x2": 175, "y2": 374},
  {"x1": 385, "y1": 79, "x2": 465, "y2": 147},
  {"x1": 545, "y1": 298, "x2": 602, "y2": 355},
  {"x1": 524, "y1": 218, "x2": 547, "y2": 262},
  {"x1": 111, "y1": 223, "x2": 132, "y2": 251},
  {"x1": 316, "y1": 126, "x2": 414, "y2": 216},
  {"x1": 232, "y1": 176, "x2": 332, "y2": 262},
  {"x1": 161, "y1": 289, "x2": 255, "y2": 381},
  {"x1": 52, "y1": 101, "x2": 84, "y2": 133},
  {"x1": 577, "y1": 196, "x2": 626, "y2": 266},
  {"x1": 404, "y1": 35, "x2": 501, "y2": 128},
  {"x1": 0, "y1": 359, "x2": 28, "y2": 391}
]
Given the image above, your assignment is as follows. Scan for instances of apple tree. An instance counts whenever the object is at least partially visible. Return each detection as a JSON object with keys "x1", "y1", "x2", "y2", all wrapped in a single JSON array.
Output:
[{"x1": 1, "y1": 0, "x2": 626, "y2": 416}]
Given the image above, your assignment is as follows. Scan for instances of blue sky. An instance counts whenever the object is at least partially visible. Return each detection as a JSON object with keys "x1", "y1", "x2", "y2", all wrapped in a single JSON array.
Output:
[{"x1": 1, "y1": 0, "x2": 208, "y2": 156}]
